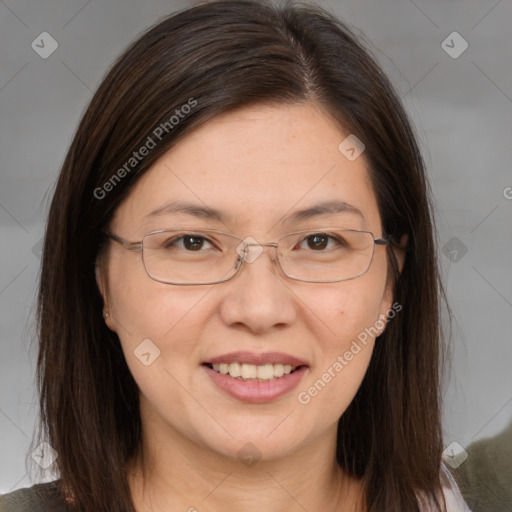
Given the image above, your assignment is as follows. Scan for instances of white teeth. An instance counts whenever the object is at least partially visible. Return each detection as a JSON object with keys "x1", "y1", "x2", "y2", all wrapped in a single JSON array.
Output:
[
  {"x1": 273, "y1": 364, "x2": 284, "y2": 377},
  {"x1": 257, "y1": 364, "x2": 274, "y2": 380},
  {"x1": 229, "y1": 362, "x2": 241, "y2": 377},
  {"x1": 209, "y1": 362, "x2": 299, "y2": 380},
  {"x1": 241, "y1": 363, "x2": 258, "y2": 379}
]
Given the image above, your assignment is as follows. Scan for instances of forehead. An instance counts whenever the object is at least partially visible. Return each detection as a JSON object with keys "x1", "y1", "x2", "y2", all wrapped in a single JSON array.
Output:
[{"x1": 111, "y1": 102, "x2": 381, "y2": 236}]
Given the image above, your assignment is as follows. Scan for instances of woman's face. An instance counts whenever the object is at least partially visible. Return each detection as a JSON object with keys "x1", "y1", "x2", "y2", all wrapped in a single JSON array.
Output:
[{"x1": 98, "y1": 102, "x2": 399, "y2": 463}]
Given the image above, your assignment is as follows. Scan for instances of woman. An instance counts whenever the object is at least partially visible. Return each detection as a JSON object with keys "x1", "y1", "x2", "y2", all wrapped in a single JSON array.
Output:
[{"x1": 0, "y1": 0, "x2": 472, "y2": 510}]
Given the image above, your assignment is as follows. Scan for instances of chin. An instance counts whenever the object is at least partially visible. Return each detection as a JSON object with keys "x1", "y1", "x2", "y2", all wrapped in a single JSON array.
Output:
[{"x1": 193, "y1": 421, "x2": 311, "y2": 464}]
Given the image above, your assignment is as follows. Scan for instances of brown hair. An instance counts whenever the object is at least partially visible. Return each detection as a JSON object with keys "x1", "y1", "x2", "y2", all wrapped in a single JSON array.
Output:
[{"x1": 29, "y1": 0, "x2": 450, "y2": 510}]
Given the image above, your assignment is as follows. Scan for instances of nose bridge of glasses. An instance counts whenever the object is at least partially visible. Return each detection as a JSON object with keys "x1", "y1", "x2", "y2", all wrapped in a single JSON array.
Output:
[
  {"x1": 246, "y1": 242, "x2": 278, "y2": 248},
  {"x1": 238, "y1": 240, "x2": 279, "y2": 263}
]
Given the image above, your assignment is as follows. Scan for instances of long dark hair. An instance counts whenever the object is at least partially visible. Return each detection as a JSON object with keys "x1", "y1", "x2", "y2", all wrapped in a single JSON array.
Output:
[{"x1": 29, "y1": 1, "x2": 450, "y2": 510}]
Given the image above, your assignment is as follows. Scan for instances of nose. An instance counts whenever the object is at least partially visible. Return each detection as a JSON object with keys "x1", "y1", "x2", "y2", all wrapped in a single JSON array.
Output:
[{"x1": 218, "y1": 242, "x2": 297, "y2": 334}]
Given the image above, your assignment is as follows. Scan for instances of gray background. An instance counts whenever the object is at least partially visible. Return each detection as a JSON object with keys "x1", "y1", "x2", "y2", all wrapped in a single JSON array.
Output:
[{"x1": 1, "y1": 0, "x2": 511, "y2": 493}]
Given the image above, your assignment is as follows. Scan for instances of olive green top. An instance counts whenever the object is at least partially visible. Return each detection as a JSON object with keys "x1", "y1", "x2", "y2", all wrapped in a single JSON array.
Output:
[{"x1": 0, "y1": 480, "x2": 68, "y2": 511}]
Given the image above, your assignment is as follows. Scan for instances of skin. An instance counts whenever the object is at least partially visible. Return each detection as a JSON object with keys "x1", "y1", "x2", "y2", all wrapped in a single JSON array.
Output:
[{"x1": 96, "y1": 102, "x2": 406, "y2": 512}]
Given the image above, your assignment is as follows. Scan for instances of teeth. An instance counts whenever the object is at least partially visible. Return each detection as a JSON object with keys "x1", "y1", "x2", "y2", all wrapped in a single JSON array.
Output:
[
  {"x1": 256, "y1": 364, "x2": 274, "y2": 379},
  {"x1": 210, "y1": 362, "x2": 298, "y2": 381},
  {"x1": 229, "y1": 362, "x2": 241, "y2": 377},
  {"x1": 241, "y1": 363, "x2": 258, "y2": 379},
  {"x1": 274, "y1": 364, "x2": 284, "y2": 378}
]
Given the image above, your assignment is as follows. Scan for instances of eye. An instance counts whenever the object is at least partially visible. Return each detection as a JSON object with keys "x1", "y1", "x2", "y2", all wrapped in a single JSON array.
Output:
[
  {"x1": 297, "y1": 233, "x2": 347, "y2": 251},
  {"x1": 164, "y1": 234, "x2": 215, "y2": 251}
]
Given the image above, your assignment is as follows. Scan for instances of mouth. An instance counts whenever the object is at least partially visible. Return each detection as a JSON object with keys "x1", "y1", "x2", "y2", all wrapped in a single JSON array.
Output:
[
  {"x1": 201, "y1": 351, "x2": 309, "y2": 403},
  {"x1": 202, "y1": 362, "x2": 304, "y2": 382}
]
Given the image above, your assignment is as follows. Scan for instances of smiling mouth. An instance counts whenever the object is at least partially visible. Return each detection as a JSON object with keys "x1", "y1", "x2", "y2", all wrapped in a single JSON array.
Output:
[{"x1": 203, "y1": 362, "x2": 303, "y2": 382}]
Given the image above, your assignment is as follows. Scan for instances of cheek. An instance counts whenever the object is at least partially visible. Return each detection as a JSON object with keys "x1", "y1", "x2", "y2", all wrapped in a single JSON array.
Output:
[
  {"x1": 109, "y1": 285, "x2": 211, "y2": 429},
  {"x1": 310, "y1": 344, "x2": 373, "y2": 423},
  {"x1": 297, "y1": 276, "x2": 384, "y2": 415},
  {"x1": 319, "y1": 286, "x2": 378, "y2": 382},
  {"x1": 309, "y1": 274, "x2": 385, "y2": 351},
  {"x1": 108, "y1": 252, "x2": 201, "y2": 337},
  {"x1": 106, "y1": 259, "x2": 210, "y2": 381},
  {"x1": 297, "y1": 294, "x2": 377, "y2": 423}
]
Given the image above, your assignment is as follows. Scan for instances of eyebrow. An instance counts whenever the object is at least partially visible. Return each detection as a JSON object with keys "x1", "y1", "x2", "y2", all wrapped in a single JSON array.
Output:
[{"x1": 144, "y1": 199, "x2": 366, "y2": 225}]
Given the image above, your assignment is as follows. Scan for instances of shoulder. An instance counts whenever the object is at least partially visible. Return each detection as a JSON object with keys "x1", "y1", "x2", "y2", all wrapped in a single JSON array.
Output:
[
  {"x1": 448, "y1": 424, "x2": 512, "y2": 511},
  {"x1": 417, "y1": 462, "x2": 473, "y2": 512},
  {"x1": 0, "y1": 480, "x2": 69, "y2": 511},
  {"x1": 438, "y1": 462, "x2": 473, "y2": 511}
]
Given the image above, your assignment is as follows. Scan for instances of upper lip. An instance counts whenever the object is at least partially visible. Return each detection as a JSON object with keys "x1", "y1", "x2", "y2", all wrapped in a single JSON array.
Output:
[{"x1": 203, "y1": 351, "x2": 309, "y2": 367}]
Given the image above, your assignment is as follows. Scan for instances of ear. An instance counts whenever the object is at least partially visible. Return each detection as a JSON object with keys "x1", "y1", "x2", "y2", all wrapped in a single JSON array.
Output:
[
  {"x1": 95, "y1": 250, "x2": 116, "y2": 332},
  {"x1": 377, "y1": 233, "x2": 408, "y2": 333},
  {"x1": 394, "y1": 233, "x2": 408, "y2": 274}
]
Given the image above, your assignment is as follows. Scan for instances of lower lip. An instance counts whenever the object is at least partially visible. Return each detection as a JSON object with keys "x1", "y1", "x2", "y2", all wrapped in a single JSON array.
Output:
[{"x1": 202, "y1": 365, "x2": 308, "y2": 403}]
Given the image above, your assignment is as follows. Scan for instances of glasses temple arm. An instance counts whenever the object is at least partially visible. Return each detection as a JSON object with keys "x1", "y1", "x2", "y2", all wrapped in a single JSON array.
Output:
[{"x1": 102, "y1": 231, "x2": 142, "y2": 252}]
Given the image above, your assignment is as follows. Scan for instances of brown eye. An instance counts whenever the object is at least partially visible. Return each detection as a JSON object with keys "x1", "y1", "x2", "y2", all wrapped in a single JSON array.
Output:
[
  {"x1": 182, "y1": 235, "x2": 205, "y2": 251},
  {"x1": 299, "y1": 233, "x2": 346, "y2": 251},
  {"x1": 164, "y1": 234, "x2": 213, "y2": 251},
  {"x1": 306, "y1": 234, "x2": 329, "y2": 250}
]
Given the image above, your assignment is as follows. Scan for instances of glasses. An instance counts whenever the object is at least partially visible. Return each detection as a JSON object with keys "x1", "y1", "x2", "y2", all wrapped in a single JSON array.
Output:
[{"x1": 102, "y1": 227, "x2": 390, "y2": 285}]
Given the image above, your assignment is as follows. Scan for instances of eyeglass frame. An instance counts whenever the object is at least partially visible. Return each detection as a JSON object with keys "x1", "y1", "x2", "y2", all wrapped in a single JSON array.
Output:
[{"x1": 101, "y1": 227, "x2": 391, "y2": 285}]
